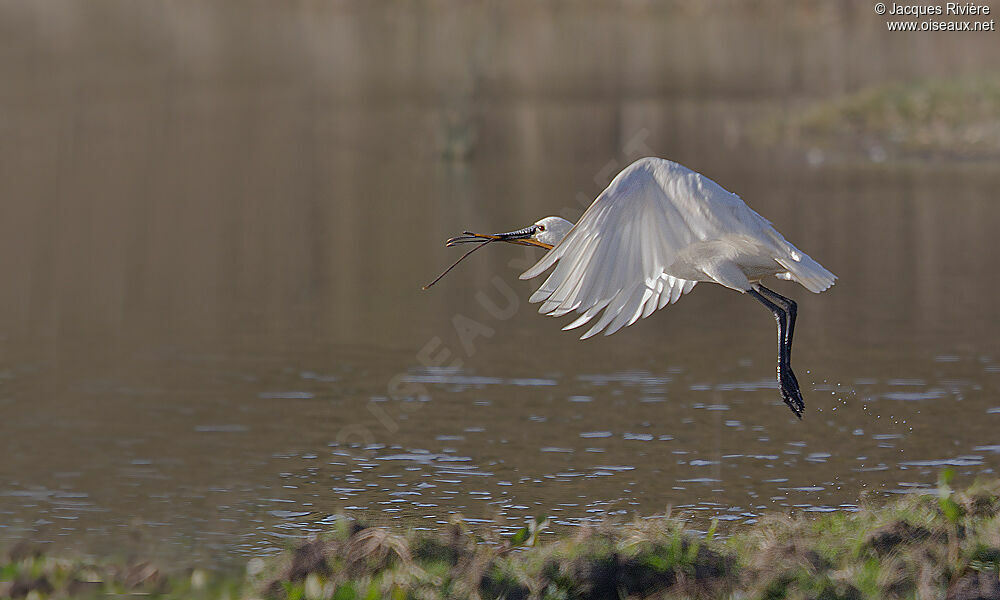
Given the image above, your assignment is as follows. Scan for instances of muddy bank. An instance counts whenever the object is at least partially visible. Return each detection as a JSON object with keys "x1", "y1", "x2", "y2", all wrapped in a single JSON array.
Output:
[{"x1": 3, "y1": 476, "x2": 999, "y2": 599}]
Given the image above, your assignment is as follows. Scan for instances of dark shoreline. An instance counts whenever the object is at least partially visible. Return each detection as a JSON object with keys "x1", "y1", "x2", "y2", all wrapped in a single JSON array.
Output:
[{"x1": 4, "y1": 476, "x2": 999, "y2": 599}]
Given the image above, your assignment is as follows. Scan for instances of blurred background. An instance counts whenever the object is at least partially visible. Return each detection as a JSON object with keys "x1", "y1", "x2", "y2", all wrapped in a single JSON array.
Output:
[{"x1": 1, "y1": 0, "x2": 999, "y2": 567}]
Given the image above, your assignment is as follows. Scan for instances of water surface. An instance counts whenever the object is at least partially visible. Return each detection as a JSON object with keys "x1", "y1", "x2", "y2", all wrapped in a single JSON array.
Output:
[{"x1": 1, "y1": 1, "x2": 999, "y2": 567}]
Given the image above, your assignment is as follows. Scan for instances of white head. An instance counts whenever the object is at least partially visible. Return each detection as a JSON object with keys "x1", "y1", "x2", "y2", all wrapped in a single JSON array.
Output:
[{"x1": 531, "y1": 216, "x2": 574, "y2": 247}]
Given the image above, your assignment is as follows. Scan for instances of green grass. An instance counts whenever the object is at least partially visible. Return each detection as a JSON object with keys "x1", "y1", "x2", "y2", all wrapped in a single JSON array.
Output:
[
  {"x1": 760, "y1": 74, "x2": 1000, "y2": 160},
  {"x1": 3, "y1": 477, "x2": 1000, "y2": 599}
]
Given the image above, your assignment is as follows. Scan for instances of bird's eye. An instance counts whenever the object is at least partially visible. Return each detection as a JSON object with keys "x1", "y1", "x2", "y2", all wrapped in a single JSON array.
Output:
[{"x1": 537, "y1": 224, "x2": 545, "y2": 231}]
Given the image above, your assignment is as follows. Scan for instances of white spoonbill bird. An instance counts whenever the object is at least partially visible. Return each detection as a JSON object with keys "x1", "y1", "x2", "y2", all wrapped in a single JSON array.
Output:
[{"x1": 428, "y1": 157, "x2": 836, "y2": 417}]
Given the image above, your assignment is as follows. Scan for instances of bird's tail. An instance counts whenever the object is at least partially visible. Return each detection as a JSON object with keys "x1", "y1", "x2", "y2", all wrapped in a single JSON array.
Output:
[{"x1": 776, "y1": 251, "x2": 836, "y2": 293}]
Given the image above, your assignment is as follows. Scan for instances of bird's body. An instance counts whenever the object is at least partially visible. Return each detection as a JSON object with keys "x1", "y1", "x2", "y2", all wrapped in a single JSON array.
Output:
[
  {"x1": 521, "y1": 158, "x2": 834, "y2": 339},
  {"x1": 433, "y1": 157, "x2": 836, "y2": 417}
]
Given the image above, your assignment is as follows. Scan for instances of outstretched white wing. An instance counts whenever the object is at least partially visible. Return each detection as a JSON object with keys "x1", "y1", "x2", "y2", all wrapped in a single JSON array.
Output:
[{"x1": 519, "y1": 157, "x2": 778, "y2": 339}]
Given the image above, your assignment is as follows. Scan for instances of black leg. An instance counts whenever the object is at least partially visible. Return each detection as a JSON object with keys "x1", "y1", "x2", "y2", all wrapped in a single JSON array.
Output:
[
  {"x1": 759, "y1": 286, "x2": 801, "y2": 405},
  {"x1": 757, "y1": 285, "x2": 797, "y2": 360},
  {"x1": 748, "y1": 287, "x2": 804, "y2": 418}
]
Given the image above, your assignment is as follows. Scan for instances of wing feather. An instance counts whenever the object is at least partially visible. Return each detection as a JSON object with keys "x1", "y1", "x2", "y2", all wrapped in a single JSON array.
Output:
[
  {"x1": 519, "y1": 158, "x2": 707, "y2": 338},
  {"x1": 582, "y1": 286, "x2": 636, "y2": 339},
  {"x1": 561, "y1": 298, "x2": 612, "y2": 331},
  {"x1": 519, "y1": 157, "x2": 823, "y2": 338},
  {"x1": 539, "y1": 232, "x2": 599, "y2": 314},
  {"x1": 641, "y1": 275, "x2": 665, "y2": 319}
]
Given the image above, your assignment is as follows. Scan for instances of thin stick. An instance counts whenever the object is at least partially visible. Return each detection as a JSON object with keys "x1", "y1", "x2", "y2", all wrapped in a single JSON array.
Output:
[{"x1": 422, "y1": 239, "x2": 495, "y2": 290}]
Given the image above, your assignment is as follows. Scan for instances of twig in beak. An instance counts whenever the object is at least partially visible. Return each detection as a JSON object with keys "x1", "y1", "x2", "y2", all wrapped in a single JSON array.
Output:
[{"x1": 422, "y1": 238, "x2": 496, "y2": 290}]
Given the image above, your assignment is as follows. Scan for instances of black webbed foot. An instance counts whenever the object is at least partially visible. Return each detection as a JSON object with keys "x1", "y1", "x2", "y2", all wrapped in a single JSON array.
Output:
[{"x1": 779, "y1": 367, "x2": 804, "y2": 418}]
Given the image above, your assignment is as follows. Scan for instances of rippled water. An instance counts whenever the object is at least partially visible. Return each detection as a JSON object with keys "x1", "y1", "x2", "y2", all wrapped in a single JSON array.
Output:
[
  {"x1": 4, "y1": 285, "x2": 998, "y2": 566},
  {"x1": 2, "y1": 1, "x2": 999, "y2": 568}
]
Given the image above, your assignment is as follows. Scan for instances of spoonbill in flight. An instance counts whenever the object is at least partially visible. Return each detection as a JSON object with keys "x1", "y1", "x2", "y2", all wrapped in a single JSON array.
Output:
[{"x1": 426, "y1": 157, "x2": 836, "y2": 417}]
